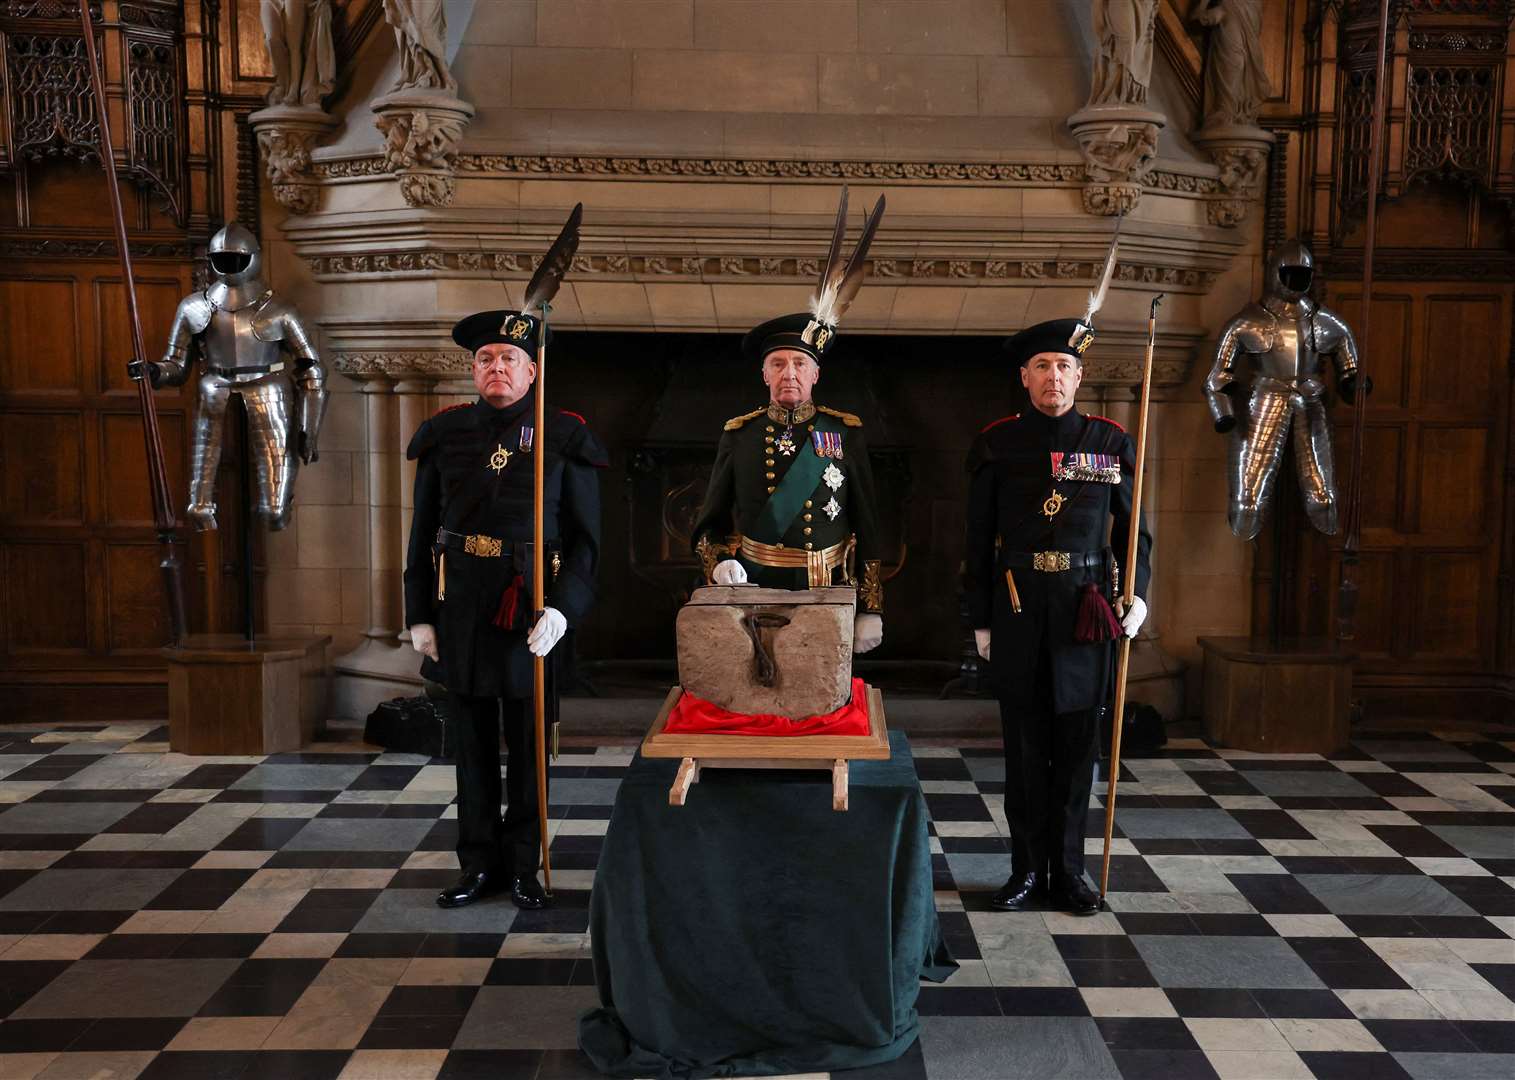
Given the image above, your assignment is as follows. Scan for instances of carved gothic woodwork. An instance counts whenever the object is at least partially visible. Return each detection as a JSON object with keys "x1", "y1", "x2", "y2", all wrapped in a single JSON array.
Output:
[
  {"x1": 0, "y1": 0, "x2": 187, "y2": 222},
  {"x1": 1321, "y1": 0, "x2": 1515, "y2": 241}
]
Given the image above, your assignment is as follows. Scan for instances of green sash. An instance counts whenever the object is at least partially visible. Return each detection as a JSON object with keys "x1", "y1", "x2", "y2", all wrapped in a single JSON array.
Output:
[{"x1": 748, "y1": 411, "x2": 845, "y2": 545}]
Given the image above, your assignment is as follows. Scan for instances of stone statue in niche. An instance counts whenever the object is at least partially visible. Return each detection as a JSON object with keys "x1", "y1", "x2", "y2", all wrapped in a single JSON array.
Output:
[
  {"x1": 1193, "y1": 0, "x2": 1270, "y2": 130},
  {"x1": 260, "y1": 0, "x2": 336, "y2": 107},
  {"x1": 1088, "y1": 0, "x2": 1159, "y2": 107},
  {"x1": 382, "y1": 0, "x2": 457, "y2": 92}
]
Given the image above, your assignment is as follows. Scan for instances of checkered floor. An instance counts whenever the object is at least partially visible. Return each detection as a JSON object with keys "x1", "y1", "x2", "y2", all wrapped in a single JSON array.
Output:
[{"x1": 0, "y1": 721, "x2": 1512, "y2": 1080}]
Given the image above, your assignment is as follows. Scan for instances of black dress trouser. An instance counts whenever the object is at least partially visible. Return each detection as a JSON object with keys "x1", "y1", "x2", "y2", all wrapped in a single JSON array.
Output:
[
  {"x1": 449, "y1": 692, "x2": 545, "y2": 879},
  {"x1": 998, "y1": 647, "x2": 1099, "y2": 884}
]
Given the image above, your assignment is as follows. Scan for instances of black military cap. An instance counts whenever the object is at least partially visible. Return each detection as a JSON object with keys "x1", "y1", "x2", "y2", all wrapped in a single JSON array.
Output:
[
  {"x1": 451, "y1": 309, "x2": 551, "y2": 355},
  {"x1": 741, "y1": 312, "x2": 838, "y2": 365},
  {"x1": 1003, "y1": 317, "x2": 1094, "y2": 367}
]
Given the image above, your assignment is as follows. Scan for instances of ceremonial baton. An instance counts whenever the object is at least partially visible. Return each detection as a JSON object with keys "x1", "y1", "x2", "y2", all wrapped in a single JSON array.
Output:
[
  {"x1": 1099, "y1": 293, "x2": 1162, "y2": 906},
  {"x1": 522, "y1": 205, "x2": 583, "y2": 896},
  {"x1": 79, "y1": 1, "x2": 186, "y2": 644}
]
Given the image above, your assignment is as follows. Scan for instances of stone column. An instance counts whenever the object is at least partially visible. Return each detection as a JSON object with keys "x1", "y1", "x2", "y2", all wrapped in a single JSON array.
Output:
[{"x1": 394, "y1": 378, "x2": 435, "y2": 646}]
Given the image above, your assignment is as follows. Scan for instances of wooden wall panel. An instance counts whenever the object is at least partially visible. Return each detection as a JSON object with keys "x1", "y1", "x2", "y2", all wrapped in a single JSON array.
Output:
[
  {"x1": 1417, "y1": 426, "x2": 1489, "y2": 537},
  {"x1": 0, "y1": 412, "x2": 85, "y2": 525},
  {"x1": 4, "y1": 543, "x2": 88, "y2": 653},
  {"x1": 0, "y1": 278, "x2": 80, "y2": 393},
  {"x1": 1345, "y1": 550, "x2": 1397, "y2": 660},
  {"x1": 1422, "y1": 297, "x2": 1498, "y2": 409},
  {"x1": 1411, "y1": 552, "x2": 1486, "y2": 661},
  {"x1": 101, "y1": 412, "x2": 187, "y2": 526},
  {"x1": 105, "y1": 543, "x2": 172, "y2": 653},
  {"x1": 1356, "y1": 423, "x2": 1404, "y2": 534},
  {"x1": 96, "y1": 278, "x2": 186, "y2": 395},
  {"x1": 1332, "y1": 293, "x2": 1412, "y2": 408}
]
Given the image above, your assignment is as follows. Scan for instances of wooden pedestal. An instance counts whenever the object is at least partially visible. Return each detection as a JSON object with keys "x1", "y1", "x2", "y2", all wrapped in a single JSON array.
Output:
[
  {"x1": 164, "y1": 634, "x2": 331, "y2": 755},
  {"x1": 1198, "y1": 636, "x2": 1357, "y2": 755}
]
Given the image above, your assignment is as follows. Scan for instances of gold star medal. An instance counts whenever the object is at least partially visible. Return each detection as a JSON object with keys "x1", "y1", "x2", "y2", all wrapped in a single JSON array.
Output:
[{"x1": 488, "y1": 443, "x2": 512, "y2": 475}]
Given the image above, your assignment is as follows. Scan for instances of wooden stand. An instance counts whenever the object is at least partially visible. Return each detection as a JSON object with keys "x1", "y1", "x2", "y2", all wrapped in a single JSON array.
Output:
[
  {"x1": 164, "y1": 634, "x2": 331, "y2": 755},
  {"x1": 641, "y1": 684, "x2": 890, "y2": 811},
  {"x1": 1198, "y1": 636, "x2": 1357, "y2": 755}
]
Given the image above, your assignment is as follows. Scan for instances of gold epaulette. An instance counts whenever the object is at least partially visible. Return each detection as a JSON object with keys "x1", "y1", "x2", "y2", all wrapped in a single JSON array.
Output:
[
  {"x1": 817, "y1": 405, "x2": 862, "y2": 428},
  {"x1": 723, "y1": 407, "x2": 766, "y2": 431}
]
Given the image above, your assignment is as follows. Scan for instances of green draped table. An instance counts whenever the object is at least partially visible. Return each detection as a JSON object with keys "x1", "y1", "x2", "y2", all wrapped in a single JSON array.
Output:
[{"x1": 578, "y1": 730, "x2": 956, "y2": 1079}]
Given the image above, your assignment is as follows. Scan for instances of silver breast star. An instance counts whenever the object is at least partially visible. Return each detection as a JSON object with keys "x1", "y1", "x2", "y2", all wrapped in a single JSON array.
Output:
[{"x1": 822, "y1": 463, "x2": 844, "y2": 491}]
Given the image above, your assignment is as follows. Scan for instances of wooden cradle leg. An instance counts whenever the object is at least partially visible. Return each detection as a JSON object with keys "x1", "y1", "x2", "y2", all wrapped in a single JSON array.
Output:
[
  {"x1": 670, "y1": 757, "x2": 700, "y2": 806},
  {"x1": 832, "y1": 758, "x2": 849, "y2": 812}
]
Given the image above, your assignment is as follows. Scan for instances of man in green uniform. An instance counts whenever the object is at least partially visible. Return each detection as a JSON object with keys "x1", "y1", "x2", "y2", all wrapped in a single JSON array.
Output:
[{"x1": 690, "y1": 312, "x2": 884, "y2": 652}]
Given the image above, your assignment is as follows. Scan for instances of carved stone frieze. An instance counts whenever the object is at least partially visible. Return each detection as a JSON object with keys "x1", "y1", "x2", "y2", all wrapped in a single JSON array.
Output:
[
  {"x1": 309, "y1": 151, "x2": 1221, "y2": 197},
  {"x1": 301, "y1": 248, "x2": 1218, "y2": 291},
  {"x1": 331, "y1": 350, "x2": 472, "y2": 380}
]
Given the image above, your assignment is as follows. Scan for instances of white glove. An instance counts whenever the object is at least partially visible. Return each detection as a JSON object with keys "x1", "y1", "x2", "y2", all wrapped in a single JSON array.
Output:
[
  {"x1": 974, "y1": 628, "x2": 991, "y2": 661},
  {"x1": 527, "y1": 606, "x2": 567, "y2": 657},
  {"x1": 711, "y1": 559, "x2": 748, "y2": 585},
  {"x1": 410, "y1": 623, "x2": 439, "y2": 662},
  {"x1": 1120, "y1": 596, "x2": 1148, "y2": 638},
  {"x1": 853, "y1": 613, "x2": 883, "y2": 654}
]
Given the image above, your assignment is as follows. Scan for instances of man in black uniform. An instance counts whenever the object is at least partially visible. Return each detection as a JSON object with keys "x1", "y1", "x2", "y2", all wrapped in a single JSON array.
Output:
[
  {"x1": 964, "y1": 317, "x2": 1151, "y2": 915},
  {"x1": 690, "y1": 314, "x2": 885, "y2": 652},
  {"x1": 404, "y1": 308, "x2": 606, "y2": 910}
]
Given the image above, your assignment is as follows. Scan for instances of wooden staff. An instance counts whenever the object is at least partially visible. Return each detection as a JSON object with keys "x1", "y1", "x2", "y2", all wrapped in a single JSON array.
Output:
[
  {"x1": 1338, "y1": 0, "x2": 1391, "y2": 642},
  {"x1": 79, "y1": 0, "x2": 186, "y2": 643},
  {"x1": 1099, "y1": 293, "x2": 1162, "y2": 905},
  {"x1": 532, "y1": 304, "x2": 552, "y2": 895},
  {"x1": 521, "y1": 203, "x2": 582, "y2": 895}
]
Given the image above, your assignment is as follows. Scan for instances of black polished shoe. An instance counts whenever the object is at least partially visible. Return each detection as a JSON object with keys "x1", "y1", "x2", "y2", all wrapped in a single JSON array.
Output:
[
  {"x1": 989, "y1": 871, "x2": 1039, "y2": 911},
  {"x1": 510, "y1": 874, "x2": 549, "y2": 910},
  {"x1": 436, "y1": 870, "x2": 503, "y2": 909},
  {"x1": 1051, "y1": 876, "x2": 1101, "y2": 916}
]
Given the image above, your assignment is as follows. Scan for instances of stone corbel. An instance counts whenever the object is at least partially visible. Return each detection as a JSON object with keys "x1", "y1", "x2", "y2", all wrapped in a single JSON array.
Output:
[
  {"x1": 371, "y1": 90, "x2": 475, "y2": 208},
  {"x1": 1067, "y1": 105, "x2": 1166, "y2": 216},
  {"x1": 1191, "y1": 124, "x2": 1275, "y2": 228},
  {"x1": 248, "y1": 104, "x2": 339, "y2": 215}
]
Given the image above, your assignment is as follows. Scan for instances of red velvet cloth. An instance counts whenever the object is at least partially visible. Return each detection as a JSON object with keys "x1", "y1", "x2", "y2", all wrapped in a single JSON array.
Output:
[{"x1": 663, "y1": 678, "x2": 871, "y2": 737}]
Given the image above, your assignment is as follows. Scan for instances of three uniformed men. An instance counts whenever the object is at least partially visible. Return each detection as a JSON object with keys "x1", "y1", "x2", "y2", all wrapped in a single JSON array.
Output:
[
  {"x1": 403, "y1": 205, "x2": 1155, "y2": 922},
  {"x1": 964, "y1": 317, "x2": 1152, "y2": 916},
  {"x1": 404, "y1": 309, "x2": 606, "y2": 911}
]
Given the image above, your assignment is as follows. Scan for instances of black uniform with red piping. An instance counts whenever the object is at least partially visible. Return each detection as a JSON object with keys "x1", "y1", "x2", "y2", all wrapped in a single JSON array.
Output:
[
  {"x1": 403, "y1": 393, "x2": 606, "y2": 880},
  {"x1": 964, "y1": 404, "x2": 1151, "y2": 886}
]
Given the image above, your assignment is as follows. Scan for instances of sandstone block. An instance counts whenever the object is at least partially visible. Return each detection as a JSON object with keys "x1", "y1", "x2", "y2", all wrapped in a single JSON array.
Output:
[{"x1": 677, "y1": 586, "x2": 855, "y2": 718}]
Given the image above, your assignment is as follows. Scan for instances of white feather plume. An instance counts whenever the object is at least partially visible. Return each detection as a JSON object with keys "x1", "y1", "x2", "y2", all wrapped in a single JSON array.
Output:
[{"x1": 1070, "y1": 216, "x2": 1124, "y2": 350}]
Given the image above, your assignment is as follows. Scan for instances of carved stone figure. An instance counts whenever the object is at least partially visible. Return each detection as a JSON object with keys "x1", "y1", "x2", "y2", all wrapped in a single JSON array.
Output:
[
  {"x1": 1194, "y1": 0, "x2": 1270, "y2": 129},
  {"x1": 260, "y1": 0, "x2": 336, "y2": 107},
  {"x1": 382, "y1": 0, "x2": 456, "y2": 92},
  {"x1": 1088, "y1": 0, "x2": 1159, "y2": 106}
]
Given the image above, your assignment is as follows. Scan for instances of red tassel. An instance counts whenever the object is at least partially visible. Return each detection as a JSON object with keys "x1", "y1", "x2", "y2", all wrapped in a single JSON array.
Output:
[
  {"x1": 493, "y1": 573, "x2": 524, "y2": 630},
  {"x1": 1074, "y1": 582, "x2": 1121, "y2": 643}
]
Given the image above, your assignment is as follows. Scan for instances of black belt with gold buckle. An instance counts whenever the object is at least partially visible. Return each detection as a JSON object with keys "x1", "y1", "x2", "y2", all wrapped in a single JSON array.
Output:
[{"x1": 1002, "y1": 549, "x2": 1102, "y2": 573}]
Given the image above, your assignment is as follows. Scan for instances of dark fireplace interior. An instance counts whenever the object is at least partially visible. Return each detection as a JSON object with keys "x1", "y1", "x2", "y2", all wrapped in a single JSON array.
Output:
[{"x1": 546, "y1": 330, "x2": 1028, "y2": 693}]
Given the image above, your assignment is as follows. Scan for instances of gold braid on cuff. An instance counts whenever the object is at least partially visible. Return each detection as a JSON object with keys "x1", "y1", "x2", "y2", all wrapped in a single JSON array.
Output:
[{"x1": 860, "y1": 560, "x2": 883, "y2": 613}]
